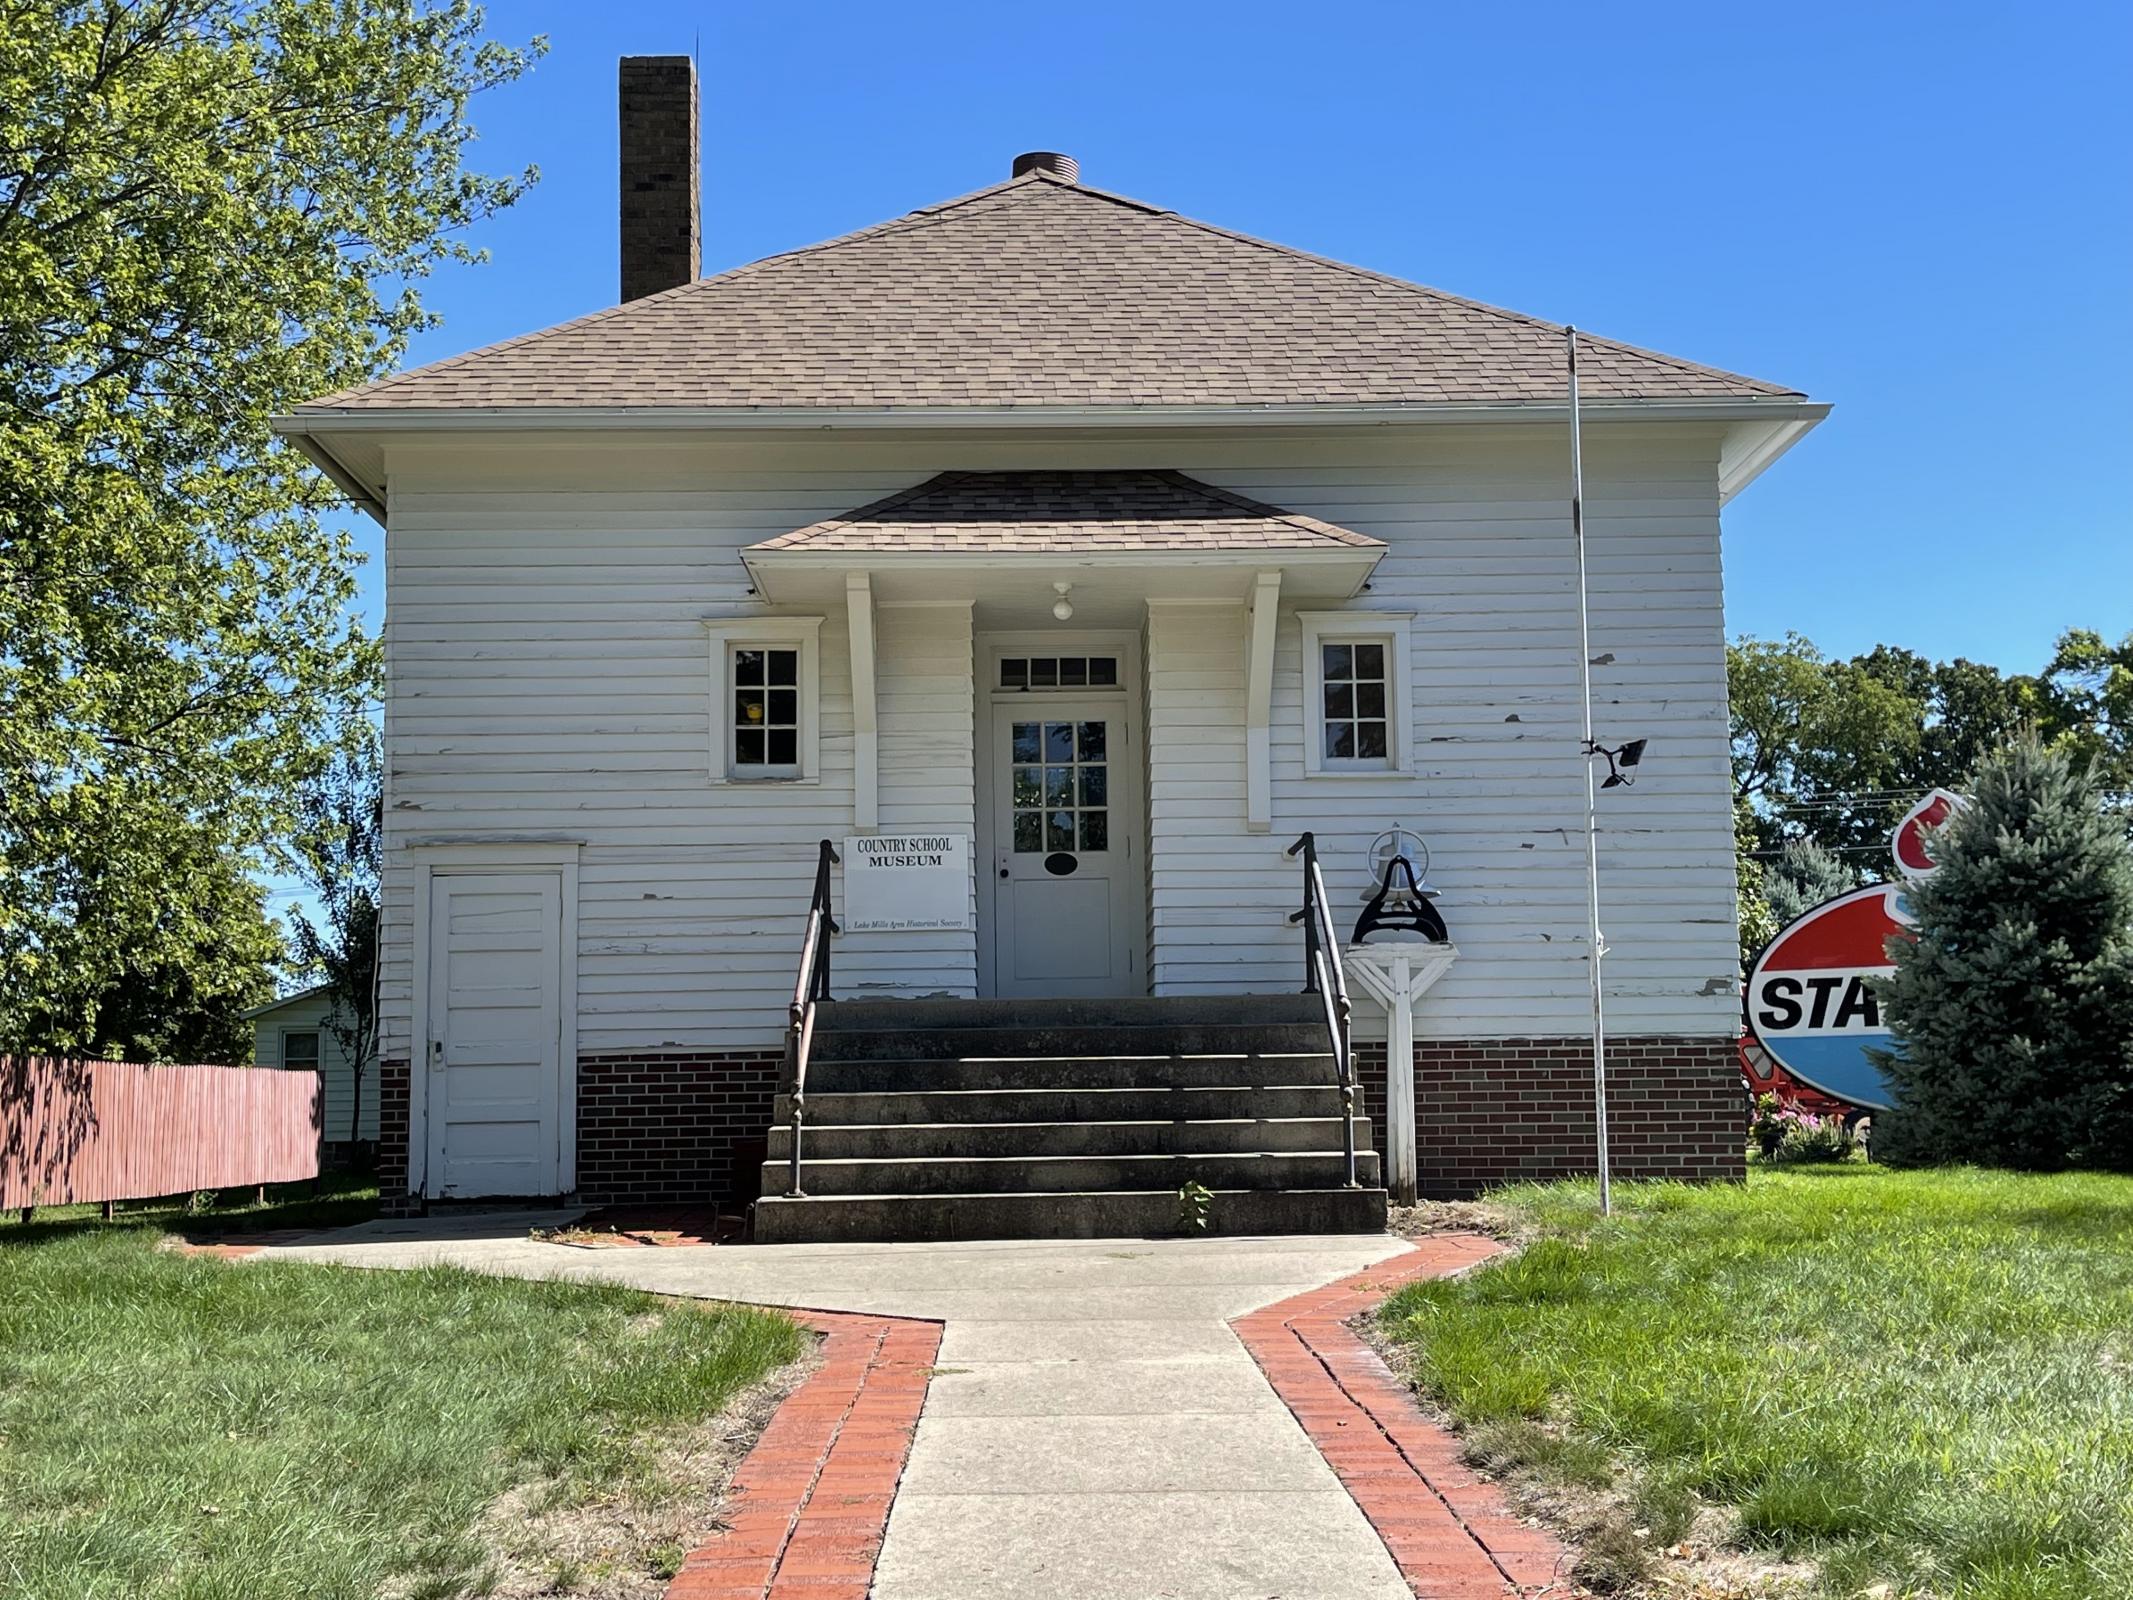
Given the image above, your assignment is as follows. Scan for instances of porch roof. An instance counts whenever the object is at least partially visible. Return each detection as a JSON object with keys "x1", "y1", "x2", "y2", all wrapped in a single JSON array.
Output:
[
  {"x1": 741, "y1": 469, "x2": 1385, "y2": 607},
  {"x1": 749, "y1": 469, "x2": 1382, "y2": 556}
]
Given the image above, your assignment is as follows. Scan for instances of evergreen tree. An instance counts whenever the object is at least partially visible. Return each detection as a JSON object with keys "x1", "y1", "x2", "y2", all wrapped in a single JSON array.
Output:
[
  {"x1": 1765, "y1": 837, "x2": 1859, "y2": 930},
  {"x1": 1873, "y1": 737, "x2": 2133, "y2": 1169}
]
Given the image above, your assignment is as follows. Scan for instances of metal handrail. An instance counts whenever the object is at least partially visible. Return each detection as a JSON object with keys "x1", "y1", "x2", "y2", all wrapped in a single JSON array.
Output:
[
  {"x1": 785, "y1": 839, "x2": 839, "y2": 1197},
  {"x1": 1287, "y1": 832, "x2": 1359, "y2": 1188}
]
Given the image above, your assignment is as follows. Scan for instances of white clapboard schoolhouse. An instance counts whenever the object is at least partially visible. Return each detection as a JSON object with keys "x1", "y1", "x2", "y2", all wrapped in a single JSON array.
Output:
[{"x1": 276, "y1": 57, "x2": 1823, "y2": 1237}]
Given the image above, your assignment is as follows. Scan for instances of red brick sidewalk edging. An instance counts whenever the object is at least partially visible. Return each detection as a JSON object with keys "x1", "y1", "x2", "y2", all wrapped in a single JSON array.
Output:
[
  {"x1": 666, "y1": 1309, "x2": 943, "y2": 1600},
  {"x1": 1232, "y1": 1234, "x2": 1580, "y2": 1599},
  {"x1": 168, "y1": 1229, "x2": 321, "y2": 1260}
]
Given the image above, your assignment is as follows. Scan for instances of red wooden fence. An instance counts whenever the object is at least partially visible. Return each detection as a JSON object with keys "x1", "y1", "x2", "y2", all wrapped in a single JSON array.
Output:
[{"x1": 1, "y1": 1057, "x2": 321, "y2": 1210}]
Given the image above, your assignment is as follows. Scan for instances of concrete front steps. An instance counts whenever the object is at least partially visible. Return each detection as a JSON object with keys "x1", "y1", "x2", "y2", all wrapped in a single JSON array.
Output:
[{"x1": 752, "y1": 996, "x2": 1387, "y2": 1243}]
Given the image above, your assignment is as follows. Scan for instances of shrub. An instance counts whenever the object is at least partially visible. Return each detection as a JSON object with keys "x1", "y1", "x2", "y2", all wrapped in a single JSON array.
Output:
[
  {"x1": 1873, "y1": 737, "x2": 2133, "y2": 1170},
  {"x1": 1749, "y1": 1095, "x2": 1859, "y2": 1164}
]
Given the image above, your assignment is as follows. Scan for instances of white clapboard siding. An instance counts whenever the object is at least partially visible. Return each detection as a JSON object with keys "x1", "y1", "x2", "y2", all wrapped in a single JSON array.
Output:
[
  {"x1": 376, "y1": 423, "x2": 1740, "y2": 1060},
  {"x1": 1149, "y1": 427, "x2": 1739, "y2": 1040},
  {"x1": 375, "y1": 471, "x2": 973, "y2": 1059},
  {"x1": 250, "y1": 992, "x2": 378, "y2": 1143}
]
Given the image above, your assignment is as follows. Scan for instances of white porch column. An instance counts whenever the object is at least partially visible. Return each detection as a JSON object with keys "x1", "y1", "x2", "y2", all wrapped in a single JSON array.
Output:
[
  {"x1": 1244, "y1": 570, "x2": 1281, "y2": 833},
  {"x1": 847, "y1": 570, "x2": 877, "y2": 830}
]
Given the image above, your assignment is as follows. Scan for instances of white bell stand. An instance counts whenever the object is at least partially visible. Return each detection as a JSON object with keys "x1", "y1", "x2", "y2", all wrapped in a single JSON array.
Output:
[{"x1": 1344, "y1": 939, "x2": 1459, "y2": 1207}]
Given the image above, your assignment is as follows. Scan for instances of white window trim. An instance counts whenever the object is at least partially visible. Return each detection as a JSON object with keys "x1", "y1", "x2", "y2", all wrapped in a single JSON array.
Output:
[
  {"x1": 1298, "y1": 610, "x2": 1415, "y2": 777},
  {"x1": 280, "y1": 1028, "x2": 322, "y2": 1070},
  {"x1": 705, "y1": 616, "x2": 823, "y2": 785}
]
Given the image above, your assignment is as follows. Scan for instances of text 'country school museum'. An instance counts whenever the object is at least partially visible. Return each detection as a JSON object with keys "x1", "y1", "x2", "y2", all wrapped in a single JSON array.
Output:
[{"x1": 275, "y1": 57, "x2": 1825, "y2": 1237}]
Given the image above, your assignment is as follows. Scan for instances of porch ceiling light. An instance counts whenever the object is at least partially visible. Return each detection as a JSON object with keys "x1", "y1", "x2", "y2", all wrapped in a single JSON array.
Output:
[{"x1": 1051, "y1": 581, "x2": 1074, "y2": 621}]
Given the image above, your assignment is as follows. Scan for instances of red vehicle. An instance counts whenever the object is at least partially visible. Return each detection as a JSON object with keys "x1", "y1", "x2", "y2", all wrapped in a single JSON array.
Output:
[{"x1": 1738, "y1": 1034, "x2": 1859, "y2": 1121}]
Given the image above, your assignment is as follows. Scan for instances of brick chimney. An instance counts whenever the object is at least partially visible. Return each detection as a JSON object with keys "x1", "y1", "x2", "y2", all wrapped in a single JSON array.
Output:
[{"x1": 618, "y1": 55, "x2": 700, "y2": 303}]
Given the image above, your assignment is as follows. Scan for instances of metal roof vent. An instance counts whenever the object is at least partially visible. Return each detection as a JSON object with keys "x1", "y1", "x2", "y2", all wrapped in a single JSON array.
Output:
[{"x1": 1011, "y1": 151, "x2": 1079, "y2": 183}]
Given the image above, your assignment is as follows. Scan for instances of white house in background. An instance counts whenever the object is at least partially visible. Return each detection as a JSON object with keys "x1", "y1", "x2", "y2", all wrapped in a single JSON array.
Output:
[
  {"x1": 246, "y1": 985, "x2": 376, "y2": 1156},
  {"x1": 273, "y1": 56, "x2": 1823, "y2": 1234}
]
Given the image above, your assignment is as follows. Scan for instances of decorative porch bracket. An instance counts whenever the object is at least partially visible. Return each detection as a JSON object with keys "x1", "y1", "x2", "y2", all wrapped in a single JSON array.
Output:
[
  {"x1": 847, "y1": 570, "x2": 878, "y2": 830},
  {"x1": 1244, "y1": 569, "x2": 1281, "y2": 832},
  {"x1": 1345, "y1": 942, "x2": 1459, "y2": 1207}
]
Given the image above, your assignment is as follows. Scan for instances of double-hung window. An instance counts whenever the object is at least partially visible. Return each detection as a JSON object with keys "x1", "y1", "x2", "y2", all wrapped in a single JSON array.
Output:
[
  {"x1": 706, "y1": 617, "x2": 823, "y2": 783},
  {"x1": 731, "y1": 646, "x2": 802, "y2": 775},
  {"x1": 1298, "y1": 610, "x2": 1414, "y2": 776}
]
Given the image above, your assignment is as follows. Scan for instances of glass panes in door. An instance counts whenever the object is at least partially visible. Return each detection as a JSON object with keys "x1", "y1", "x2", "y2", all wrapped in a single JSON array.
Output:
[{"x1": 1011, "y1": 720, "x2": 1109, "y2": 853}]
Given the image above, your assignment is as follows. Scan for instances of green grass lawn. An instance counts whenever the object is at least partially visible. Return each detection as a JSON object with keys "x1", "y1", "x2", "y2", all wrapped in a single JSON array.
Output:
[
  {"x1": 0, "y1": 1196, "x2": 806, "y2": 1600},
  {"x1": 1381, "y1": 1166, "x2": 2133, "y2": 1600},
  {"x1": 10, "y1": 1174, "x2": 388, "y2": 1237}
]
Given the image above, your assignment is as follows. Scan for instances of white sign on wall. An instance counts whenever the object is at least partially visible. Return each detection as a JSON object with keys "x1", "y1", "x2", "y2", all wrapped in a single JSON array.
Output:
[{"x1": 842, "y1": 834, "x2": 973, "y2": 932}]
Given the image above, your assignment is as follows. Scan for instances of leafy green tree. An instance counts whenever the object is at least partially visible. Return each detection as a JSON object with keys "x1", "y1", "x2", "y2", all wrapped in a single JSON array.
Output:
[
  {"x1": 287, "y1": 720, "x2": 380, "y2": 1145},
  {"x1": 1729, "y1": 633, "x2": 1921, "y2": 858},
  {"x1": 1, "y1": 1, "x2": 539, "y2": 1052},
  {"x1": 1873, "y1": 738, "x2": 2133, "y2": 1170},
  {"x1": 1735, "y1": 796, "x2": 1776, "y2": 969},
  {"x1": 2047, "y1": 628, "x2": 2133, "y2": 800},
  {"x1": 1842, "y1": 645, "x2": 2059, "y2": 852},
  {"x1": 7, "y1": 786, "x2": 281, "y2": 1061},
  {"x1": 1726, "y1": 630, "x2": 2133, "y2": 968}
]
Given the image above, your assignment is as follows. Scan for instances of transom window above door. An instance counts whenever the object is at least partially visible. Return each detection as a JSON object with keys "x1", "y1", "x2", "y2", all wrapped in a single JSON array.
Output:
[
  {"x1": 1000, "y1": 656, "x2": 1118, "y2": 690},
  {"x1": 1010, "y1": 720, "x2": 1109, "y2": 852}
]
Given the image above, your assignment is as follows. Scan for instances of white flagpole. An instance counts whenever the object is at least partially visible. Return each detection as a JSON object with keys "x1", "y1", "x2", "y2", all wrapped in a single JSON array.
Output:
[{"x1": 1566, "y1": 326, "x2": 1613, "y2": 1216}]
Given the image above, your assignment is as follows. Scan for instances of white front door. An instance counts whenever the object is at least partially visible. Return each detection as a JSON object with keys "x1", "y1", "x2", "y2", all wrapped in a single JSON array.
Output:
[
  {"x1": 988, "y1": 698, "x2": 1143, "y2": 997},
  {"x1": 425, "y1": 870, "x2": 564, "y2": 1198}
]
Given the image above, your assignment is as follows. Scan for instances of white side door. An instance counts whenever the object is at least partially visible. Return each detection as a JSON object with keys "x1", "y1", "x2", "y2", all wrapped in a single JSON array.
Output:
[
  {"x1": 425, "y1": 870, "x2": 564, "y2": 1198},
  {"x1": 990, "y1": 700, "x2": 1142, "y2": 997}
]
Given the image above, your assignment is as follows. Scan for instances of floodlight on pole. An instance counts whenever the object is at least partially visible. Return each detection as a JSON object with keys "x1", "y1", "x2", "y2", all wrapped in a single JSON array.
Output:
[
  {"x1": 1566, "y1": 327, "x2": 1614, "y2": 1218},
  {"x1": 1587, "y1": 738, "x2": 1649, "y2": 790}
]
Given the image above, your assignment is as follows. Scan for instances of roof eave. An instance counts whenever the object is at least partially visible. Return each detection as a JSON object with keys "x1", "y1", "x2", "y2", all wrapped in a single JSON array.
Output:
[
  {"x1": 242, "y1": 983, "x2": 331, "y2": 1020},
  {"x1": 740, "y1": 543, "x2": 1383, "y2": 605},
  {"x1": 285, "y1": 431, "x2": 387, "y2": 525},
  {"x1": 274, "y1": 396, "x2": 1824, "y2": 436},
  {"x1": 1718, "y1": 409, "x2": 1830, "y2": 505}
]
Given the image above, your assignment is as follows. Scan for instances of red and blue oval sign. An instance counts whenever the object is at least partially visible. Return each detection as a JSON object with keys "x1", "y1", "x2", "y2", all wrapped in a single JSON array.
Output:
[
  {"x1": 1744, "y1": 789, "x2": 1964, "y2": 1111},
  {"x1": 1892, "y1": 789, "x2": 1962, "y2": 881},
  {"x1": 1745, "y1": 883, "x2": 1909, "y2": 1111}
]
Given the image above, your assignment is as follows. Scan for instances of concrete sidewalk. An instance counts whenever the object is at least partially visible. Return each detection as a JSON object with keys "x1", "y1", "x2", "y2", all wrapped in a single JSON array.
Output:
[{"x1": 264, "y1": 1219, "x2": 1416, "y2": 1598}]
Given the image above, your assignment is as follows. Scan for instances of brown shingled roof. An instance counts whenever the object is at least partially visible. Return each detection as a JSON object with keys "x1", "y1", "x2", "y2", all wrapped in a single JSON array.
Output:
[
  {"x1": 748, "y1": 470, "x2": 1386, "y2": 556},
  {"x1": 300, "y1": 170, "x2": 1802, "y2": 413}
]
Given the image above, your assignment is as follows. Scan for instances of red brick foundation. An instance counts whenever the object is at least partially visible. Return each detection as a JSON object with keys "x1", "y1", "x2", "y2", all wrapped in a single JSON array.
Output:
[
  {"x1": 1354, "y1": 1035, "x2": 1744, "y2": 1198},
  {"x1": 576, "y1": 1049, "x2": 782, "y2": 1207},
  {"x1": 375, "y1": 1059, "x2": 414, "y2": 1215},
  {"x1": 374, "y1": 1048, "x2": 781, "y2": 1214},
  {"x1": 382, "y1": 1033, "x2": 1741, "y2": 1213}
]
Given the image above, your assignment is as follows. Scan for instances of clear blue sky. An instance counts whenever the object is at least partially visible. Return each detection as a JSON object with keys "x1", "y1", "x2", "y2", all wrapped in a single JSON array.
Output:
[{"x1": 345, "y1": 0, "x2": 2132, "y2": 676}]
